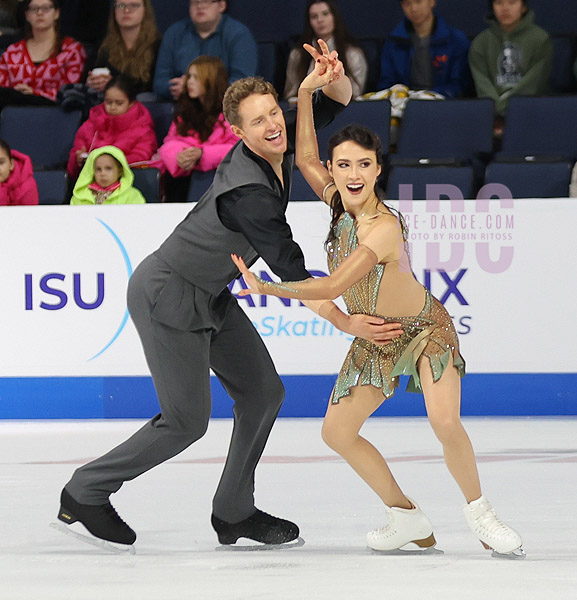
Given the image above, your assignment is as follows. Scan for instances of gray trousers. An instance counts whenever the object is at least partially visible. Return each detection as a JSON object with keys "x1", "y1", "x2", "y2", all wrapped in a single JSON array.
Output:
[{"x1": 66, "y1": 254, "x2": 285, "y2": 523}]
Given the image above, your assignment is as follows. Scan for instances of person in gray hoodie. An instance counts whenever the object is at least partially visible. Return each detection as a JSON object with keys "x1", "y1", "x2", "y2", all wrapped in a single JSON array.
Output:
[{"x1": 469, "y1": 0, "x2": 552, "y2": 117}]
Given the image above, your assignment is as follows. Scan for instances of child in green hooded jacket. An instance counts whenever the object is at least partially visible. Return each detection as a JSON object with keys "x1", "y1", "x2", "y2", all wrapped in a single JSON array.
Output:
[
  {"x1": 71, "y1": 146, "x2": 146, "y2": 205},
  {"x1": 469, "y1": 0, "x2": 552, "y2": 117}
]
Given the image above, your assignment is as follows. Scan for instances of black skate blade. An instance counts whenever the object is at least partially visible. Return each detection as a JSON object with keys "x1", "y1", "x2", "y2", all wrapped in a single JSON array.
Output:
[
  {"x1": 491, "y1": 547, "x2": 526, "y2": 560},
  {"x1": 370, "y1": 544, "x2": 444, "y2": 556},
  {"x1": 50, "y1": 522, "x2": 136, "y2": 555},
  {"x1": 215, "y1": 536, "x2": 305, "y2": 552}
]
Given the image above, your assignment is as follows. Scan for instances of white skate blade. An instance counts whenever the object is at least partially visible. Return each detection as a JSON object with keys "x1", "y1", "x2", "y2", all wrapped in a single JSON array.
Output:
[
  {"x1": 491, "y1": 547, "x2": 526, "y2": 560},
  {"x1": 50, "y1": 522, "x2": 136, "y2": 555},
  {"x1": 215, "y1": 536, "x2": 305, "y2": 552},
  {"x1": 369, "y1": 543, "x2": 444, "y2": 556}
]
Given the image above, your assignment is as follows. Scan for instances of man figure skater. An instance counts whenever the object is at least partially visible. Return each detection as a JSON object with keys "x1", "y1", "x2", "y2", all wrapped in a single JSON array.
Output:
[{"x1": 56, "y1": 45, "x2": 401, "y2": 549}]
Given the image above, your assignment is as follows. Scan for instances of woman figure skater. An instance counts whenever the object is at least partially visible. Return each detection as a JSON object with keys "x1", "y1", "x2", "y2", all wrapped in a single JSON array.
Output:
[{"x1": 231, "y1": 41, "x2": 525, "y2": 559}]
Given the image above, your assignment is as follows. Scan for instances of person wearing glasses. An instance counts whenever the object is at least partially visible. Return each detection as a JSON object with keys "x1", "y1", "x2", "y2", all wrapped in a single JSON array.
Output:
[
  {"x1": 153, "y1": 0, "x2": 257, "y2": 101},
  {"x1": 0, "y1": 0, "x2": 86, "y2": 108},
  {"x1": 86, "y1": 0, "x2": 161, "y2": 96}
]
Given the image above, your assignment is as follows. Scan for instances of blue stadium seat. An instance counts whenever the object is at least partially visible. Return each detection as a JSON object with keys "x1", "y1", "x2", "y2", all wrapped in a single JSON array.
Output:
[
  {"x1": 335, "y1": 0, "x2": 403, "y2": 40},
  {"x1": 187, "y1": 170, "x2": 215, "y2": 202},
  {"x1": 316, "y1": 100, "x2": 391, "y2": 161},
  {"x1": 0, "y1": 106, "x2": 82, "y2": 170},
  {"x1": 290, "y1": 168, "x2": 320, "y2": 201},
  {"x1": 396, "y1": 99, "x2": 495, "y2": 161},
  {"x1": 257, "y1": 42, "x2": 277, "y2": 85},
  {"x1": 434, "y1": 0, "x2": 488, "y2": 38},
  {"x1": 484, "y1": 160, "x2": 572, "y2": 198},
  {"x1": 142, "y1": 102, "x2": 174, "y2": 145},
  {"x1": 357, "y1": 38, "x2": 382, "y2": 95},
  {"x1": 531, "y1": 0, "x2": 577, "y2": 36},
  {"x1": 386, "y1": 165, "x2": 476, "y2": 200},
  {"x1": 149, "y1": 0, "x2": 187, "y2": 34},
  {"x1": 228, "y1": 0, "x2": 294, "y2": 42},
  {"x1": 133, "y1": 168, "x2": 162, "y2": 203},
  {"x1": 550, "y1": 36, "x2": 577, "y2": 93},
  {"x1": 34, "y1": 170, "x2": 68, "y2": 205},
  {"x1": 500, "y1": 96, "x2": 577, "y2": 160}
]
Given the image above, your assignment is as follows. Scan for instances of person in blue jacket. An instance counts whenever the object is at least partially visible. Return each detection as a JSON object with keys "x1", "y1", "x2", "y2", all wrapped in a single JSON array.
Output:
[
  {"x1": 153, "y1": 0, "x2": 257, "y2": 101},
  {"x1": 377, "y1": 0, "x2": 471, "y2": 98}
]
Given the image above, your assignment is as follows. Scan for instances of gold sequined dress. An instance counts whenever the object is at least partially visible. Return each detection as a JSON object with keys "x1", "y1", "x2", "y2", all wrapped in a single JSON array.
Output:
[{"x1": 327, "y1": 211, "x2": 465, "y2": 404}]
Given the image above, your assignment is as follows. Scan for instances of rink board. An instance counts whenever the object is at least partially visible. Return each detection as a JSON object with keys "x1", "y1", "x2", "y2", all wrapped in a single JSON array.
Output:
[
  {"x1": 0, "y1": 373, "x2": 575, "y2": 418},
  {"x1": 1, "y1": 200, "x2": 575, "y2": 418}
]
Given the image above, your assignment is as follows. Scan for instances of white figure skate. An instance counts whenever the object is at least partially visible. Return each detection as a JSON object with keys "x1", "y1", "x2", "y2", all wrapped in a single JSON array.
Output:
[
  {"x1": 367, "y1": 497, "x2": 442, "y2": 554},
  {"x1": 463, "y1": 495, "x2": 525, "y2": 559}
]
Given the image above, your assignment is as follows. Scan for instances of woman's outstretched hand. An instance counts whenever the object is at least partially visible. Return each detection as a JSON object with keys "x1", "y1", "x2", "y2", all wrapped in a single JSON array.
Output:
[
  {"x1": 299, "y1": 38, "x2": 343, "y2": 93},
  {"x1": 231, "y1": 254, "x2": 261, "y2": 296}
]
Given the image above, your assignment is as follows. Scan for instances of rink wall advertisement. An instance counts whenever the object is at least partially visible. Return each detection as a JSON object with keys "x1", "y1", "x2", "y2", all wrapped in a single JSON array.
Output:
[{"x1": 1, "y1": 199, "x2": 575, "y2": 418}]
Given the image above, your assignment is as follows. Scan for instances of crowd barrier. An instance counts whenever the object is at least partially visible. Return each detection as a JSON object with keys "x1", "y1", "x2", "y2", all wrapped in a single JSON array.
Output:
[{"x1": 0, "y1": 199, "x2": 575, "y2": 418}]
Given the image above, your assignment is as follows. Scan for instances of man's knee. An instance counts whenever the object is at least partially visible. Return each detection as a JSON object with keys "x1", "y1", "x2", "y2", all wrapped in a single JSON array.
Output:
[
  {"x1": 241, "y1": 374, "x2": 285, "y2": 413},
  {"x1": 157, "y1": 412, "x2": 210, "y2": 441}
]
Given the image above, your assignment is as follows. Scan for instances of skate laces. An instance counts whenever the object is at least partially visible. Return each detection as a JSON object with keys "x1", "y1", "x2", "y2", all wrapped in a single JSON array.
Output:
[
  {"x1": 102, "y1": 502, "x2": 130, "y2": 528},
  {"x1": 371, "y1": 505, "x2": 399, "y2": 537},
  {"x1": 475, "y1": 507, "x2": 512, "y2": 538}
]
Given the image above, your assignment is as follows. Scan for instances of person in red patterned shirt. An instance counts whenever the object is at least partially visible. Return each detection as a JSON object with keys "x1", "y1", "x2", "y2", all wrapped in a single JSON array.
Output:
[{"x1": 0, "y1": 0, "x2": 86, "y2": 108}]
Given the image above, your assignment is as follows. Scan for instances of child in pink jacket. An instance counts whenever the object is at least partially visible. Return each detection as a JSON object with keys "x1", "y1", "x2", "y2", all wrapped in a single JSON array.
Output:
[
  {"x1": 0, "y1": 139, "x2": 38, "y2": 206},
  {"x1": 67, "y1": 75, "x2": 157, "y2": 179},
  {"x1": 158, "y1": 56, "x2": 237, "y2": 177}
]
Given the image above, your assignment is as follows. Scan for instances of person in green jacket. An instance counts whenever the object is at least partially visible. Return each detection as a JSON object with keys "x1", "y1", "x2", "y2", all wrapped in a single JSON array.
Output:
[
  {"x1": 71, "y1": 145, "x2": 146, "y2": 205},
  {"x1": 469, "y1": 0, "x2": 552, "y2": 117}
]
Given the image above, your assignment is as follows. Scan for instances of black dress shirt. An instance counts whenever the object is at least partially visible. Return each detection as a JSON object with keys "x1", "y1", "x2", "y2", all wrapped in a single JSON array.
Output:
[{"x1": 218, "y1": 91, "x2": 344, "y2": 282}]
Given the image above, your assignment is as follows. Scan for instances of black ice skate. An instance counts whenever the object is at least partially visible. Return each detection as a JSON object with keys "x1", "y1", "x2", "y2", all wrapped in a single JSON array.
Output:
[
  {"x1": 51, "y1": 488, "x2": 136, "y2": 554},
  {"x1": 212, "y1": 509, "x2": 304, "y2": 551}
]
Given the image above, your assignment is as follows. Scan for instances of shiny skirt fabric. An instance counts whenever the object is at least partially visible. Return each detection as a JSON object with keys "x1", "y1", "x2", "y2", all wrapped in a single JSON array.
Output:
[{"x1": 332, "y1": 291, "x2": 466, "y2": 404}]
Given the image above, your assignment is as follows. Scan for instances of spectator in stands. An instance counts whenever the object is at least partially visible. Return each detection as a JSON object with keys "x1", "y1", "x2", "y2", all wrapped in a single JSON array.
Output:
[
  {"x1": 0, "y1": 0, "x2": 20, "y2": 40},
  {"x1": 284, "y1": 0, "x2": 367, "y2": 103},
  {"x1": 0, "y1": 138, "x2": 39, "y2": 205},
  {"x1": 469, "y1": 0, "x2": 552, "y2": 118},
  {"x1": 158, "y1": 56, "x2": 236, "y2": 200},
  {"x1": 153, "y1": 0, "x2": 257, "y2": 101},
  {"x1": 377, "y1": 0, "x2": 471, "y2": 98},
  {"x1": 0, "y1": 0, "x2": 86, "y2": 108},
  {"x1": 71, "y1": 145, "x2": 145, "y2": 204},
  {"x1": 86, "y1": 0, "x2": 161, "y2": 96},
  {"x1": 67, "y1": 75, "x2": 157, "y2": 179}
]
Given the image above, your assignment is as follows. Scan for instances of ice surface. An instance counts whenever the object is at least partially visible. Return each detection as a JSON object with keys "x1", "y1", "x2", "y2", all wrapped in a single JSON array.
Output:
[{"x1": 1, "y1": 417, "x2": 575, "y2": 600}]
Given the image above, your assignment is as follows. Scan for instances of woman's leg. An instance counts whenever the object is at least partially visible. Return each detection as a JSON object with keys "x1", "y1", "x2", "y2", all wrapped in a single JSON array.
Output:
[
  {"x1": 419, "y1": 355, "x2": 481, "y2": 503},
  {"x1": 322, "y1": 385, "x2": 411, "y2": 509},
  {"x1": 419, "y1": 356, "x2": 524, "y2": 556}
]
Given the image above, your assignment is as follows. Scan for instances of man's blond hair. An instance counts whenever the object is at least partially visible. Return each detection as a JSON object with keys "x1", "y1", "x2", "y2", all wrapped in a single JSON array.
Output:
[{"x1": 223, "y1": 77, "x2": 278, "y2": 127}]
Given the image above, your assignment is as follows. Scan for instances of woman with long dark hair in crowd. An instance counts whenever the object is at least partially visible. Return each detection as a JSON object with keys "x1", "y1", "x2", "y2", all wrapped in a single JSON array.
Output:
[
  {"x1": 0, "y1": 0, "x2": 85, "y2": 108},
  {"x1": 284, "y1": 0, "x2": 367, "y2": 103},
  {"x1": 158, "y1": 55, "x2": 237, "y2": 200},
  {"x1": 86, "y1": 0, "x2": 161, "y2": 96}
]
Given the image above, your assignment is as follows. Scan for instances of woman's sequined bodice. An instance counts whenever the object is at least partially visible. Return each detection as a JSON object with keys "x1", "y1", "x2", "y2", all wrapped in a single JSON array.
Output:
[{"x1": 326, "y1": 212, "x2": 384, "y2": 315}]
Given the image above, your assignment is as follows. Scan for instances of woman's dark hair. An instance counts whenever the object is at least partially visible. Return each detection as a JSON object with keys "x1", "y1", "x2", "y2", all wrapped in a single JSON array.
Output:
[
  {"x1": 325, "y1": 124, "x2": 385, "y2": 248},
  {"x1": 175, "y1": 55, "x2": 229, "y2": 142},
  {"x1": 104, "y1": 74, "x2": 138, "y2": 103},
  {"x1": 0, "y1": 137, "x2": 12, "y2": 158},
  {"x1": 22, "y1": 0, "x2": 62, "y2": 54},
  {"x1": 294, "y1": 1, "x2": 360, "y2": 92},
  {"x1": 487, "y1": 0, "x2": 528, "y2": 20}
]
